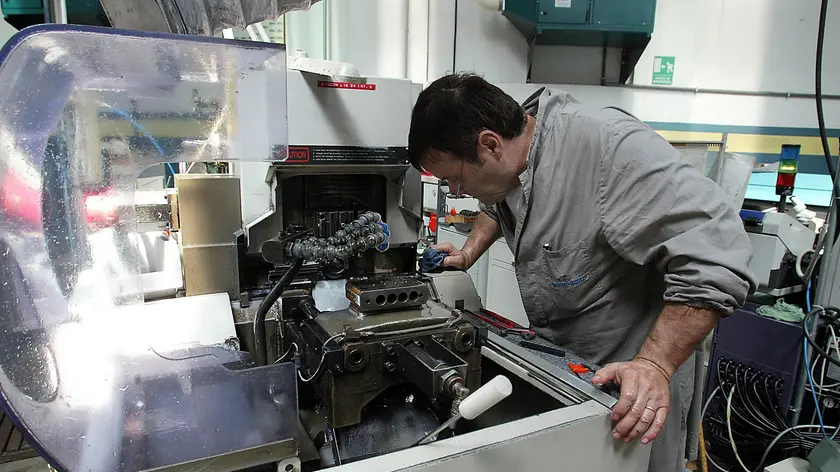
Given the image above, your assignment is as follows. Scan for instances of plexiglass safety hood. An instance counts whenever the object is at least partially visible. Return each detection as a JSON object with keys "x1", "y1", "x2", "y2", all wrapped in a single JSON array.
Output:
[{"x1": 0, "y1": 25, "x2": 295, "y2": 471}]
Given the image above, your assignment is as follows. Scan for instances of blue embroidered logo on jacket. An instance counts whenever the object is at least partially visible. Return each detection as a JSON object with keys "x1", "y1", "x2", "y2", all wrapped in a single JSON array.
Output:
[{"x1": 551, "y1": 275, "x2": 588, "y2": 288}]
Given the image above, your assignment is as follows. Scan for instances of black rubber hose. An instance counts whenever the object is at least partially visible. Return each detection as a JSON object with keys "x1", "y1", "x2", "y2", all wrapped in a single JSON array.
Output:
[
  {"x1": 816, "y1": 0, "x2": 840, "y2": 198},
  {"x1": 253, "y1": 258, "x2": 303, "y2": 366},
  {"x1": 802, "y1": 307, "x2": 840, "y2": 368}
]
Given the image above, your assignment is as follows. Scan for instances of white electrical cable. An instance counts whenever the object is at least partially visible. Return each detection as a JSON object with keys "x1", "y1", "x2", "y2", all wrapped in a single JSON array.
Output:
[
  {"x1": 726, "y1": 386, "x2": 752, "y2": 472},
  {"x1": 809, "y1": 326, "x2": 840, "y2": 390},
  {"x1": 808, "y1": 363, "x2": 840, "y2": 390},
  {"x1": 821, "y1": 348, "x2": 828, "y2": 397},
  {"x1": 700, "y1": 386, "x2": 731, "y2": 472},
  {"x1": 754, "y1": 424, "x2": 837, "y2": 472},
  {"x1": 831, "y1": 325, "x2": 840, "y2": 440},
  {"x1": 802, "y1": 220, "x2": 829, "y2": 282},
  {"x1": 274, "y1": 342, "x2": 298, "y2": 364},
  {"x1": 298, "y1": 334, "x2": 345, "y2": 382},
  {"x1": 712, "y1": 381, "x2": 840, "y2": 472},
  {"x1": 823, "y1": 326, "x2": 840, "y2": 388}
]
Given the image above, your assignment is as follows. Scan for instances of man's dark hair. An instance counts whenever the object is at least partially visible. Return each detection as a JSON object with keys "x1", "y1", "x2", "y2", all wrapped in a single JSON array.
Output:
[{"x1": 408, "y1": 73, "x2": 527, "y2": 170}]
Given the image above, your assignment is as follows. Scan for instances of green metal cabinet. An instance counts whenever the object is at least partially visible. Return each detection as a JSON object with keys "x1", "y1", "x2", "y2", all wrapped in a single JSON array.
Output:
[
  {"x1": 591, "y1": 0, "x2": 655, "y2": 31},
  {"x1": 536, "y1": 0, "x2": 588, "y2": 25},
  {"x1": 1, "y1": 0, "x2": 42, "y2": 16},
  {"x1": 504, "y1": 0, "x2": 656, "y2": 33},
  {"x1": 502, "y1": 0, "x2": 657, "y2": 82},
  {"x1": 2, "y1": 0, "x2": 103, "y2": 19}
]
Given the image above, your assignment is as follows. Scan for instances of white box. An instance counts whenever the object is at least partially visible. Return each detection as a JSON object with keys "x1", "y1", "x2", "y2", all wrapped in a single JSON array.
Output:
[{"x1": 423, "y1": 181, "x2": 439, "y2": 212}]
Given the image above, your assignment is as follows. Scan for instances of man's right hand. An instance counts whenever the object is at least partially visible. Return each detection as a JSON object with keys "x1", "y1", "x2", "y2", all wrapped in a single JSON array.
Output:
[{"x1": 431, "y1": 243, "x2": 474, "y2": 270}]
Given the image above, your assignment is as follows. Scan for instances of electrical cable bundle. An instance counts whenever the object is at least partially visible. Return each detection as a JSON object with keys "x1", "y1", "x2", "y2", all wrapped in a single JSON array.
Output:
[
  {"x1": 802, "y1": 306, "x2": 840, "y2": 435},
  {"x1": 702, "y1": 358, "x2": 830, "y2": 472},
  {"x1": 806, "y1": 324, "x2": 840, "y2": 403},
  {"x1": 803, "y1": 307, "x2": 840, "y2": 370},
  {"x1": 705, "y1": 308, "x2": 840, "y2": 471}
]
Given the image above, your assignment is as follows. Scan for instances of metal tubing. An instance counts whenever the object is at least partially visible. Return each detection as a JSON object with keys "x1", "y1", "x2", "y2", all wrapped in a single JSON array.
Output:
[
  {"x1": 602, "y1": 82, "x2": 840, "y2": 101},
  {"x1": 414, "y1": 413, "x2": 460, "y2": 446},
  {"x1": 815, "y1": 149, "x2": 840, "y2": 305},
  {"x1": 713, "y1": 133, "x2": 728, "y2": 184},
  {"x1": 46, "y1": 0, "x2": 68, "y2": 24},
  {"x1": 791, "y1": 317, "x2": 818, "y2": 425}
]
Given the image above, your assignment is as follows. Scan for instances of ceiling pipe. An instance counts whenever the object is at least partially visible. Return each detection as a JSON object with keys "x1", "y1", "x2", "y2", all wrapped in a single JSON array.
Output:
[{"x1": 602, "y1": 82, "x2": 840, "y2": 101}]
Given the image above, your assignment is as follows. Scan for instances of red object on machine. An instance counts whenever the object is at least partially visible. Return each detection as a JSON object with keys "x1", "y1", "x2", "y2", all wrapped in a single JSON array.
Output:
[
  {"x1": 0, "y1": 169, "x2": 41, "y2": 226},
  {"x1": 429, "y1": 212, "x2": 437, "y2": 233},
  {"x1": 568, "y1": 363, "x2": 589, "y2": 375},
  {"x1": 83, "y1": 189, "x2": 120, "y2": 228},
  {"x1": 471, "y1": 308, "x2": 537, "y2": 340}
]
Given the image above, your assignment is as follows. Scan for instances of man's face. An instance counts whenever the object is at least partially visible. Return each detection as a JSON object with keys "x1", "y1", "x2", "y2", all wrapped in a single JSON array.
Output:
[{"x1": 422, "y1": 146, "x2": 514, "y2": 206}]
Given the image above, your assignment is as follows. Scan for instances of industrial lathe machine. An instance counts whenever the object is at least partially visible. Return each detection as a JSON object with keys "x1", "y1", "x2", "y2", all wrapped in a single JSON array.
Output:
[{"x1": 0, "y1": 26, "x2": 649, "y2": 471}]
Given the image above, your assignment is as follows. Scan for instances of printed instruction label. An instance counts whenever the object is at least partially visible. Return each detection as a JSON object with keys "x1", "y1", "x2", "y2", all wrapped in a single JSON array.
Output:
[
  {"x1": 652, "y1": 56, "x2": 675, "y2": 85},
  {"x1": 279, "y1": 146, "x2": 408, "y2": 165},
  {"x1": 317, "y1": 81, "x2": 376, "y2": 91},
  {"x1": 555, "y1": 0, "x2": 571, "y2": 7}
]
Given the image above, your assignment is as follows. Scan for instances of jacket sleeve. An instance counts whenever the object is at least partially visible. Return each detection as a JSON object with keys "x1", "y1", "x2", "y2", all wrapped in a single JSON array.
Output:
[
  {"x1": 479, "y1": 202, "x2": 499, "y2": 222},
  {"x1": 596, "y1": 115, "x2": 757, "y2": 315}
]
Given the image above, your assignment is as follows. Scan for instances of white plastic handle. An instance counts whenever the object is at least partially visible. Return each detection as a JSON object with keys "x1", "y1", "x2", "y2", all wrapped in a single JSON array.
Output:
[{"x1": 458, "y1": 375, "x2": 513, "y2": 420}]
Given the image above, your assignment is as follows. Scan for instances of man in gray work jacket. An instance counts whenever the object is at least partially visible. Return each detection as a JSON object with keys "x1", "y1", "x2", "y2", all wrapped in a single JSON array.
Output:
[{"x1": 408, "y1": 74, "x2": 757, "y2": 472}]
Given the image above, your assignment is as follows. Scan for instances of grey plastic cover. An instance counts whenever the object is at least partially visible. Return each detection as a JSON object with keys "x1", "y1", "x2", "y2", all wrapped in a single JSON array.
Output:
[
  {"x1": 0, "y1": 25, "x2": 297, "y2": 471},
  {"x1": 100, "y1": 0, "x2": 321, "y2": 36}
]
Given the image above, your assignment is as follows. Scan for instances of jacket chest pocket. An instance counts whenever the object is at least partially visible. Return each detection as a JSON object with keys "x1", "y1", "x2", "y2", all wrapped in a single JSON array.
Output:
[{"x1": 539, "y1": 240, "x2": 604, "y2": 319}]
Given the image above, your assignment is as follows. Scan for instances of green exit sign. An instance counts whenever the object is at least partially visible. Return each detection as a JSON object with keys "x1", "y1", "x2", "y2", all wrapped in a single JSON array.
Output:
[{"x1": 652, "y1": 56, "x2": 675, "y2": 85}]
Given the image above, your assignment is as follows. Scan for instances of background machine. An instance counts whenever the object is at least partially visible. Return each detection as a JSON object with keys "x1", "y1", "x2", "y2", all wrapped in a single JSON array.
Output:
[
  {"x1": 0, "y1": 26, "x2": 649, "y2": 472},
  {"x1": 741, "y1": 210, "x2": 817, "y2": 297}
]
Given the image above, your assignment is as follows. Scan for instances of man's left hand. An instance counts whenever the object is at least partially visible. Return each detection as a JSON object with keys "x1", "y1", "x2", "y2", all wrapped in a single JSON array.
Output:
[{"x1": 591, "y1": 358, "x2": 671, "y2": 445}]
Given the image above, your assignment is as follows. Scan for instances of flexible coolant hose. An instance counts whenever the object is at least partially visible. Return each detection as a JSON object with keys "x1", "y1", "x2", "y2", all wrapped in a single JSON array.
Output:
[{"x1": 253, "y1": 258, "x2": 303, "y2": 366}]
